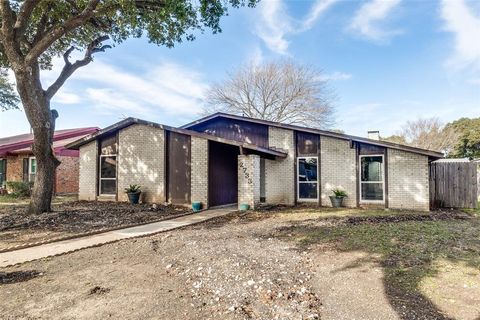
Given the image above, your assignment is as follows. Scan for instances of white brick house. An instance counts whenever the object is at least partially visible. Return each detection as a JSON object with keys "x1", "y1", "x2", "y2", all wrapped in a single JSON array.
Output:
[{"x1": 68, "y1": 113, "x2": 443, "y2": 211}]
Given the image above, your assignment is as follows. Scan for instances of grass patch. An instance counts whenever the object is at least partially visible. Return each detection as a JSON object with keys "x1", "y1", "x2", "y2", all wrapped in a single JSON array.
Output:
[
  {"x1": 271, "y1": 207, "x2": 480, "y2": 318},
  {"x1": 283, "y1": 215, "x2": 480, "y2": 291},
  {"x1": 0, "y1": 194, "x2": 77, "y2": 206},
  {"x1": 462, "y1": 201, "x2": 480, "y2": 217},
  {"x1": 0, "y1": 194, "x2": 29, "y2": 204}
]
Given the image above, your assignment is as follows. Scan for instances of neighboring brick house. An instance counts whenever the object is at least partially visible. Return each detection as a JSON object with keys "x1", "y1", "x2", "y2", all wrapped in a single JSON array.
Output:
[
  {"x1": 0, "y1": 127, "x2": 98, "y2": 194},
  {"x1": 67, "y1": 114, "x2": 443, "y2": 211}
]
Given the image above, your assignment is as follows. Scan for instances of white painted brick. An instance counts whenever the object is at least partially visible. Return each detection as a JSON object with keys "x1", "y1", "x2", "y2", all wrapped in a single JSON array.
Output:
[
  {"x1": 265, "y1": 127, "x2": 295, "y2": 205},
  {"x1": 78, "y1": 140, "x2": 97, "y2": 201},
  {"x1": 238, "y1": 154, "x2": 261, "y2": 209},
  {"x1": 388, "y1": 149, "x2": 429, "y2": 211},
  {"x1": 118, "y1": 124, "x2": 165, "y2": 203},
  {"x1": 320, "y1": 136, "x2": 357, "y2": 207},
  {"x1": 191, "y1": 137, "x2": 208, "y2": 208}
]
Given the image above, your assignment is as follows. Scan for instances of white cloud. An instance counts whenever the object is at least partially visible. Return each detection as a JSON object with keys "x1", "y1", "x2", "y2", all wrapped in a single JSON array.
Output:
[
  {"x1": 52, "y1": 90, "x2": 81, "y2": 105},
  {"x1": 318, "y1": 71, "x2": 353, "y2": 81},
  {"x1": 349, "y1": 0, "x2": 402, "y2": 42},
  {"x1": 255, "y1": 0, "x2": 291, "y2": 55},
  {"x1": 255, "y1": 0, "x2": 338, "y2": 54},
  {"x1": 70, "y1": 59, "x2": 209, "y2": 119},
  {"x1": 302, "y1": 0, "x2": 339, "y2": 31},
  {"x1": 440, "y1": 0, "x2": 480, "y2": 73}
]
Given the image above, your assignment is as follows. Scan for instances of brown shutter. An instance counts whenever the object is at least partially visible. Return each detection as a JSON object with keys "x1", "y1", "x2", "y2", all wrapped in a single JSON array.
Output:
[{"x1": 23, "y1": 158, "x2": 29, "y2": 182}]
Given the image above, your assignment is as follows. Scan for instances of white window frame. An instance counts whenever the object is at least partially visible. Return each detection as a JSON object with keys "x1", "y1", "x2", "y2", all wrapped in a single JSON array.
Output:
[
  {"x1": 98, "y1": 154, "x2": 117, "y2": 196},
  {"x1": 297, "y1": 156, "x2": 319, "y2": 202},
  {"x1": 28, "y1": 157, "x2": 37, "y2": 182},
  {"x1": 359, "y1": 154, "x2": 385, "y2": 204}
]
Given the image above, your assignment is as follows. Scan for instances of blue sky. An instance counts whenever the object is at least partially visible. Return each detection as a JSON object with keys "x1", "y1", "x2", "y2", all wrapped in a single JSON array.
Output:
[{"x1": 1, "y1": 0, "x2": 479, "y2": 137}]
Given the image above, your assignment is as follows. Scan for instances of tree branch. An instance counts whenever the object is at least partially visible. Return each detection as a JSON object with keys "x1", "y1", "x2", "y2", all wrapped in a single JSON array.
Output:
[
  {"x1": 25, "y1": 0, "x2": 100, "y2": 64},
  {"x1": 14, "y1": 0, "x2": 42, "y2": 43},
  {"x1": 0, "y1": 0, "x2": 23, "y2": 67},
  {"x1": 45, "y1": 35, "x2": 110, "y2": 99}
]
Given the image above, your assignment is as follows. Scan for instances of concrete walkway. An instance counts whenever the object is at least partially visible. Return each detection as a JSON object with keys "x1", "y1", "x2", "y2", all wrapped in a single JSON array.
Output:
[{"x1": 0, "y1": 206, "x2": 235, "y2": 268}]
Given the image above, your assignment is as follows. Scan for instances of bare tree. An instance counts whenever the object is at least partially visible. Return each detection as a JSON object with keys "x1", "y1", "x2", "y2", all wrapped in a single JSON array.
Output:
[
  {"x1": 383, "y1": 118, "x2": 459, "y2": 154},
  {"x1": 204, "y1": 61, "x2": 336, "y2": 129}
]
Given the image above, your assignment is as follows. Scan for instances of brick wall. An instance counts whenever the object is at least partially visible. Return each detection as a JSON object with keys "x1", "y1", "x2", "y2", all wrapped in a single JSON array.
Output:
[
  {"x1": 387, "y1": 149, "x2": 429, "y2": 211},
  {"x1": 79, "y1": 141, "x2": 97, "y2": 200},
  {"x1": 191, "y1": 137, "x2": 208, "y2": 208},
  {"x1": 5, "y1": 155, "x2": 24, "y2": 181},
  {"x1": 265, "y1": 127, "x2": 295, "y2": 205},
  {"x1": 238, "y1": 154, "x2": 260, "y2": 209},
  {"x1": 118, "y1": 124, "x2": 165, "y2": 203},
  {"x1": 320, "y1": 136, "x2": 357, "y2": 207},
  {"x1": 55, "y1": 156, "x2": 79, "y2": 194}
]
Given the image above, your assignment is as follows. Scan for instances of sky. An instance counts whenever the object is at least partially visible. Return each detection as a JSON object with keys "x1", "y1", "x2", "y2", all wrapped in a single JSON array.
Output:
[{"x1": 0, "y1": 0, "x2": 479, "y2": 138}]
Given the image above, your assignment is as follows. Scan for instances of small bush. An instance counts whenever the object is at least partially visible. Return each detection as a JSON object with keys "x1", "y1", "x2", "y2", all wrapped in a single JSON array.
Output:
[
  {"x1": 331, "y1": 188, "x2": 347, "y2": 198},
  {"x1": 124, "y1": 184, "x2": 141, "y2": 193},
  {"x1": 6, "y1": 181, "x2": 33, "y2": 197}
]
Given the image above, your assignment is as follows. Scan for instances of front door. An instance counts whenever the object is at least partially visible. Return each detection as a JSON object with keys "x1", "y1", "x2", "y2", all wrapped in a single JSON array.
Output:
[{"x1": 208, "y1": 141, "x2": 238, "y2": 207}]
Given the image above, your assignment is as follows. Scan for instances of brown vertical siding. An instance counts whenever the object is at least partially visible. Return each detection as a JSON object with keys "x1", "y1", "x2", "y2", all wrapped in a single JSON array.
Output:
[
  {"x1": 167, "y1": 131, "x2": 191, "y2": 204},
  {"x1": 358, "y1": 142, "x2": 385, "y2": 155},
  {"x1": 189, "y1": 118, "x2": 269, "y2": 148},
  {"x1": 296, "y1": 131, "x2": 320, "y2": 156}
]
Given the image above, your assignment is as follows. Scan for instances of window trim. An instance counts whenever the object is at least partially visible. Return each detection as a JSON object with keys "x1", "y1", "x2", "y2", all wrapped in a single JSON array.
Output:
[
  {"x1": 98, "y1": 154, "x2": 117, "y2": 196},
  {"x1": 0, "y1": 158, "x2": 6, "y2": 187},
  {"x1": 297, "y1": 156, "x2": 319, "y2": 202},
  {"x1": 359, "y1": 154, "x2": 385, "y2": 204},
  {"x1": 28, "y1": 157, "x2": 36, "y2": 182}
]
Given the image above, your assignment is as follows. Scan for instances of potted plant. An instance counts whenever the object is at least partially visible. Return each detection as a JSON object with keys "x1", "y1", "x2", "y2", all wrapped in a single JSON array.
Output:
[
  {"x1": 192, "y1": 201, "x2": 202, "y2": 212},
  {"x1": 330, "y1": 188, "x2": 347, "y2": 208},
  {"x1": 125, "y1": 184, "x2": 141, "y2": 204}
]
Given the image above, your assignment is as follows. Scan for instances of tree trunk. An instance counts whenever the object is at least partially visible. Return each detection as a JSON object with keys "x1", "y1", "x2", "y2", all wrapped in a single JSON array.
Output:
[{"x1": 14, "y1": 64, "x2": 60, "y2": 214}]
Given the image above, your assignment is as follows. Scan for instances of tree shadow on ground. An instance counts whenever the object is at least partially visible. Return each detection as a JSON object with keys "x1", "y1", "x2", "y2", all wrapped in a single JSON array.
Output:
[
  {"x1": 0, "y1": 270, "x2": 42, "y2": 285},
  {"x1": 269, "y1": 211, "x2": 480, "y2": 320}
]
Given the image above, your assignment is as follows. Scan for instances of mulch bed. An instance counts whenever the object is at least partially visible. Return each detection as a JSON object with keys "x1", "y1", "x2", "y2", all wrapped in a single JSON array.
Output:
[{"x1": 0, "y1": 201, "x2": 191, "y2": 250}]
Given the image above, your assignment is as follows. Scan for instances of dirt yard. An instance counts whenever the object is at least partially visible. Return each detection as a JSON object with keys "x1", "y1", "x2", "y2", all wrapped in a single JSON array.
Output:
[
  {"x1": 0, "y1": 206, "x2": 479, "y2": 320},
  {"x1": 0, "y1": 199, "x2": 190, "y2": 250}
]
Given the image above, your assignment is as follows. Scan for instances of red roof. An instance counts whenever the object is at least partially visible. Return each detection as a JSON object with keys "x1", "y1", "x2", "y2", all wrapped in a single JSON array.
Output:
[{"x1": 0, "y1": 127, "x2": 99, "y2": 157}]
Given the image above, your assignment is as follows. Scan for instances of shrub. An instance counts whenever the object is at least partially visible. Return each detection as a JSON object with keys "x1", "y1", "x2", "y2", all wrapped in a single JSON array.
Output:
[
  {"x1": 331, "y1": 188, "x2": 347, "y2": 198},
  {"x1": 6, "y1": 181, "x2": 33, "y2": 197},
  {"x1": 124, "y1": 184, "x2": 141, "y2": 193}
]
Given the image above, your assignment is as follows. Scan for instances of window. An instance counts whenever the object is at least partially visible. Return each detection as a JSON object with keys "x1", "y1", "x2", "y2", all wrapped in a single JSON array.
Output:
[
  {"x1": 99, "y1": 136, "x2": 117, "y2": 195},
  {"x1": 29, "y1": 157, "x2": 37, "y2": 182},
  {"x1": 297, "y1": 157, "x2": 318, "y2": 201},
  {"x1": 360, "y1": 155, "x2": 384, "y2": 202},
  {"x1": 0, "y1": 159, "x2": 5, "y2": 187}
]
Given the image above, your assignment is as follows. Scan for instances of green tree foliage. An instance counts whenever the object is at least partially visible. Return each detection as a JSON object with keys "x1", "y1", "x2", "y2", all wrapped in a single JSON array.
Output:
[
  {"x1": 0, "y1": 68, "x2": 18, "y2": 111},
  {"x1": 0, "y1": 0, "x2": 257, "y2": 213},
  {"x1": 446, "y1": 117, "x2": 480, "y2": 159}
]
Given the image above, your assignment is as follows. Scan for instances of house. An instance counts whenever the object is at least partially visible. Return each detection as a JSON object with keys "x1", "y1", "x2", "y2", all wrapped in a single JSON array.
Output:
[
  {"x1": 67, "y1": 113, "x2": 443, "y2": 211},
  {"x1": 0, "y1": 127, "x2": 98, "y2": 194}
]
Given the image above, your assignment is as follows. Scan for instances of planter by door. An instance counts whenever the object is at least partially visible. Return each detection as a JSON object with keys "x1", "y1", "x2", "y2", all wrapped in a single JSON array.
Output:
[
  {"x1": 127, "y1": 192, "x2": 141, "y2": 204},
  {"x1": 329, "y1": 196, "x2": 344, "y2": 208}
]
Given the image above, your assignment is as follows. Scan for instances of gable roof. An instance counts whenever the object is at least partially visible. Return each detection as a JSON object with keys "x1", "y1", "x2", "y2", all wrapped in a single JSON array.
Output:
[
  {"x1": 181, "y1": 113, "x2": 444, "y2": 158},
  {"x1": 66, "y1": 118, "x2": 288, "y2": 159},
  {"x1": 0, "y1": 127, "x2": 99, "y2": 157}
]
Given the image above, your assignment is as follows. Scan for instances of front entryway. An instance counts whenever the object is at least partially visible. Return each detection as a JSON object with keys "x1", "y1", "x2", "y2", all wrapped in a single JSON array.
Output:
[{"x1": 208, "y1": 141, "x2": 239, "y2": 207}]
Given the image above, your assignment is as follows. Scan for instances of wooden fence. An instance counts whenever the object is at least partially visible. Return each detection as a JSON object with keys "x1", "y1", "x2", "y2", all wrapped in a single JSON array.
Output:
[{"x1": 429, "y1": 161, "x2": 478, "y2": 209}]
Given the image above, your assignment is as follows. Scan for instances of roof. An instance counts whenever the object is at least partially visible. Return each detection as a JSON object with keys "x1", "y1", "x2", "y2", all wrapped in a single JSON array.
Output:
[
  {"x1": 0, "y1": 127, "x2": 99, "y2": 157},
  {"x1": 66, "y1": 118, "x2": 287, "y2": 159},
  {"x1": 181, "y1": 113, "x2": 444, "y2": 158}
]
